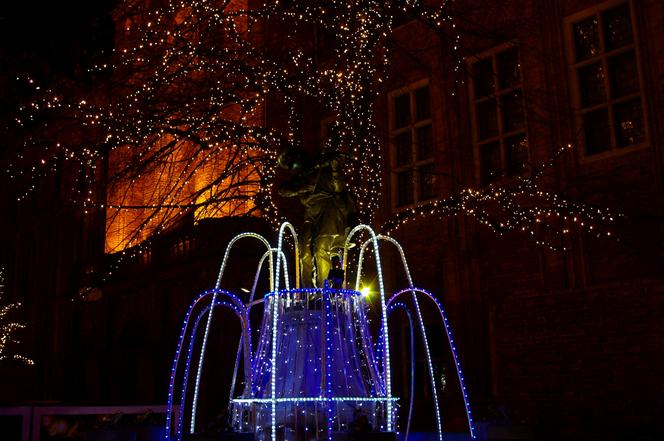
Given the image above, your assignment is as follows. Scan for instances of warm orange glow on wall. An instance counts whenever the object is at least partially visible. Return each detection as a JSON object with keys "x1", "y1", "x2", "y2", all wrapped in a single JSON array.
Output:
[
  {"x1": 104, "y1": 0, "x2": 259, "y2": 254},
  {"x1": 104, "y1": 136, "x2": 260, "y2": 254}
]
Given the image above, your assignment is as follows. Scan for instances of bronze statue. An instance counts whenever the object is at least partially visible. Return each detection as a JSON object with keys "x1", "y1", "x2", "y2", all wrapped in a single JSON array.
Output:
[{"x1": 278, "y1": 148, "x2": 356, "y2": 288}]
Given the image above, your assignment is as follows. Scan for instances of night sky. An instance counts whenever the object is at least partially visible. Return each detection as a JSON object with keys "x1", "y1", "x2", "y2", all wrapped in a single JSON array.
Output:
[{"x1": 0, "y1": 1, "x2": 115, "y2": 82}]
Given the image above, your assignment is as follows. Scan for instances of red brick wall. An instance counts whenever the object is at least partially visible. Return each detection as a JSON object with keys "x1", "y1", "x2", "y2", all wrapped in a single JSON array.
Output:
[{"x1": 490, "y1": 281, "x2": 664, "y2": 439}]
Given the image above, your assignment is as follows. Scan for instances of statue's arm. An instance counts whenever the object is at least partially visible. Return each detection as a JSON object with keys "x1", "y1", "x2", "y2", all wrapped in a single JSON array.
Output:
[{"x1": 278, "y1": 177, "x2": 309, "y2": 197}]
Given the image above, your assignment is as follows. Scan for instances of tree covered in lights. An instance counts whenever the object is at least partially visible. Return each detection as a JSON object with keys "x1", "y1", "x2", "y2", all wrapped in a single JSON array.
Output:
[
  {"x1": 7, "y1": 0, "x2": 616, "y2": 259},
  {"x1": 0, "y1": 268, "x2": 33, "y2": 365}
]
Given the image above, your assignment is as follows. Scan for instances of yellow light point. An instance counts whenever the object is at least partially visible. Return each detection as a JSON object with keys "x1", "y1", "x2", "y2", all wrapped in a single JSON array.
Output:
[{"x1": 360, "y1": 287, "x2": 371, "y2": 298}]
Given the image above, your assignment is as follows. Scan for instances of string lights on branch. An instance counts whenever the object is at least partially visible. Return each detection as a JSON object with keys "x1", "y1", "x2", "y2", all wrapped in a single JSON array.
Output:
[
  {"x1": 0, "y1": 268, "x2": 34, "y2": 366},
  {"x1": 382, "y1": 145, "x2": 620, "y2": 251},
  {"x1": 7, "y1": 0, "x2": 461, "y2": 247},
  {"x1": 7, "y1": 0, "x2": 617, "y2": 268}
]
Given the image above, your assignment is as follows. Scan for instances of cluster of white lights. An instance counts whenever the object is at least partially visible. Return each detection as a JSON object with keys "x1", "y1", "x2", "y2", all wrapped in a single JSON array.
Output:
[
  {"x1": 382, "y1": 145, "x2": 619, "y2": 251},
  {"x1": 0, "y1": 268, "x2": 34, "y2": 365},
  {"x1": 7, "y1": 0, "x2": 486, "y2": 270}
]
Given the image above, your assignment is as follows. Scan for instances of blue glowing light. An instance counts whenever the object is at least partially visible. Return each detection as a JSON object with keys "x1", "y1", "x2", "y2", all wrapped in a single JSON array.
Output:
[{"x1": 165, "y1": 223, "x2": 475, "y2": 441}]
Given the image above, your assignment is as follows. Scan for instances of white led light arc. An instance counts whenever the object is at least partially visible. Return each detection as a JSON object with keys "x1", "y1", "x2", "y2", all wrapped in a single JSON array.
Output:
[
  {"x1": 276, "y1": 222, "x2": 299, "y2": 290},
  {"x1": 357, "y1": 235, "x2": 443, "y2": 441},
  {"x1": 192, "y1": 233, "x2": 272, "y2": 433},
  {"x1": 177, "y1": 304, "x2": 212, "y2": 440},
  {"x1": 215, "y1": 232, "x2": 273, "y2": 291},
  {"x1": 342, "y1": 224, "x2": 393, "y2": 431},
  {"x1": 167, "y1": 290, "x2": 247, "y2": 440},
  {"x1": 179, "y1": 298, "x2": 247, "y2": 439},
  {"x1": 229, "y1": 248, "x2": 285, "y2": 410},
  {"x1": 249, "y1": 250, "x2": 273, "y2": 303},
  {"x1": 166, "y1": 291, "x2": 210, "y2": 441},
  {"x1": 278, "y1": 249, "x2": 290, "y2": 291},
  {"x1": 270, "y1": 222, "x2": 299, "y2": 441},
  {"x1": 229, "y1": 243, "x2": 292, "y2": 435},
  {"x1": 388, "y1": 287, "x2": 476, "y2": 440}
]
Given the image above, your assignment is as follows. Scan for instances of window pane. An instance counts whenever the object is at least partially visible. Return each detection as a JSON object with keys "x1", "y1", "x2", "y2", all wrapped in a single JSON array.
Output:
[
  {"x1": 397, "y1": 171, "x2": 414, "y2": 206},
  {"x1": 395, "y1": 131, "x2": 412, "y2": 166},
  {"x1": 473, "y1": 58, "x2": 494, "y2": 98},
  {"x1": 497, "y1": 47, "x2": 521, "y2": 89},
  {"x1": 505, "y1": 134, "x2": 528, "y2": 175},
  {"x1": 416, "y1": 124, "x2": 433, "y2": 161},
  {"x1": 608, "y1": 50, "x2": 639, "y2": 99},
  {"x1": 574, "y1": 16, "x2": 600, "y2": 61},
  {"x1": 578, "y1": 62, "x2": 606, "y2": 107},
  {"x1": 418, "y1": 163, "x2": 436, "y2": 201},
  {"x1": 477, "y1": 99, "x2": 498, "y2": 140},
  {"x1": 603, "y1": 3, "x2": 633, "y2": 51},
  {"x1": 614, "y1": 98, "x2": 645, "y2": 148},
  {"x1": 480, "y1": 141, "x2": 501, "y2": 184},
  {"x1": 582, "y1": 108, "x2": 611, "y2": 155},
  {"x1": 414, "y1": 86, "x2": 431, "y2": 121},
  {"x1": 501, "y1": 89, "x2": 525, "y2": 133},
  {"x1": 394, "y1": 93, "x2": 411, "y2": 128}
]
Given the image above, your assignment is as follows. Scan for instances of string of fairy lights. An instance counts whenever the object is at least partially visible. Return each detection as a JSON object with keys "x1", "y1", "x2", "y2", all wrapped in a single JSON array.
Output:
[
  {"x1": 0, "y1": 268, "x2": 34, "y2": 365},
  {"x1": 381, "y1": 145, "x2": 620, "y2": 251},
  {"x1": 7, "y1": 0, "x2": 618, "y2": 275}
]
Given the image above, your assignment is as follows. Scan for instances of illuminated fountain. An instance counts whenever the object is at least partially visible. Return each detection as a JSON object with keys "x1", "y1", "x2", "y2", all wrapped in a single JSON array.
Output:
[{"x1": 165, "y1": 222, "x2": 476, "y2": 441}]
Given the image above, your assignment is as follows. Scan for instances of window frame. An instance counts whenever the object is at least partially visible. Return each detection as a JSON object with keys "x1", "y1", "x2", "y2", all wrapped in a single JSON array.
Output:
[
  {"x1": 564, "y1": 0, "x2": 649, "y2": 162},
  {"x1": 467, "y1": 42, "x2": 530, "y2": 185},
  {"x1": 388, "y1": 78, "x2": 437, "y2": 211}
]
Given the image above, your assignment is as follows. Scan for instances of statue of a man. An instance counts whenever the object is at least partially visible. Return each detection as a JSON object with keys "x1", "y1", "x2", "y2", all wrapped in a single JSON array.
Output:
[{"x1": 278, "y1": 148, "x2": 356, "y2": 288}]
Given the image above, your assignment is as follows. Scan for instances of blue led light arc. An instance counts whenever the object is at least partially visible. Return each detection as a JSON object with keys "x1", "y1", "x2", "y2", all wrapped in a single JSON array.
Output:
[
  {"x1": 177, "y1": 304, "x2": 210, "y2": 438},
  {"x1": 177, "y1": 299, "x2": 246, "y2": 440},
  {"x1": 167, "y1": 225, "x2": 476, "y2": 440},
  {"x1": 191, "y1": 232, "x2": 272, "y2": 433},
  {"x1": 166, "y1": 291, "x2": 209, "y2": 441},
  {"x1": 388, "y1": 287, "x2": 477, "y2": 440},
  {"x1": 389, "y1": 302, "x2": 415, "y2": 441},
  {"x1": 165, "y1": 289, "x2": 248, "y2": 440},
  {"x1": 358, "y1": 236, "x2": 444, "y2": 441},
  {"x1": 342, "y1": 224, "x2": 393, "y2": 431}
]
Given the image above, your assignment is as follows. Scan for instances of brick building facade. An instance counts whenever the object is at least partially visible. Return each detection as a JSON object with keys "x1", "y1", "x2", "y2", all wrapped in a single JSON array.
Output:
[
  {"x1": 376, "y1": 0, "x2": 664, "y2": 439},
  {"x1": 1, "y1": 0, "x2": 662, "y2": 440}
]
